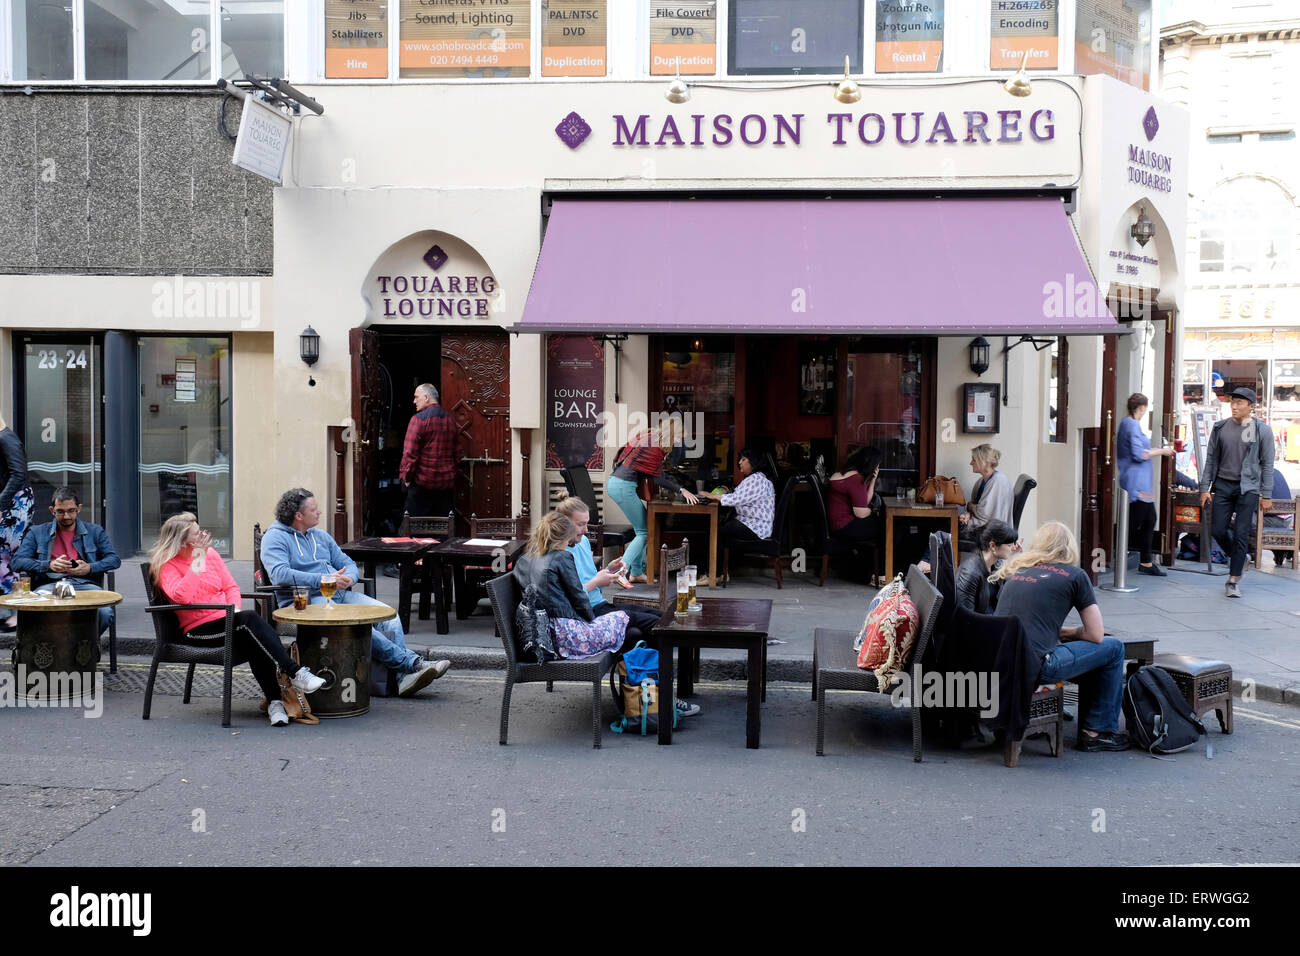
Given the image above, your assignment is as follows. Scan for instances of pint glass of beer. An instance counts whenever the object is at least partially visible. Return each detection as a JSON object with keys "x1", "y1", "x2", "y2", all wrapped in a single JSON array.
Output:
[
  {"x1": 676, "y1": 571, "x2": 689, "y2": 614},
  {"x1": 685, "y1": 565, "x2": 699, "y2": 611}
]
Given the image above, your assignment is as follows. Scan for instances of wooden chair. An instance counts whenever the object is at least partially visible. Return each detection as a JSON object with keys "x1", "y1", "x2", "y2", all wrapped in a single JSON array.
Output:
[
  {"x1": 469, "y1": 514, "x2": 522, "y2": 540},
  {"x1": 139, "y1": 562, "x2": 272, "y2": 728},
  {"x1": 486, "y1": 573, "x2": 618, "y2": 748},
  {"x1": 403, "y1": 512, "x2": 454, "y2": 621},
  {"x1": 722, "y1": 476, "x2": 799, "y2": 588},
  {"x1": 585, "y1": 523, "x2": 607, "y2": 570},
  {"x1": 616, "y1": 538, "x2": 689, "y2": 610},
  {"x1": 460, "y1": 514, "x2": 524, "y2": 617},
  {"x1": 1254, "y1": 495, "x2": 1299, "y2": 568},
  {"x1": 812, "y1": 565, "x2": 943, "y2": 762}
]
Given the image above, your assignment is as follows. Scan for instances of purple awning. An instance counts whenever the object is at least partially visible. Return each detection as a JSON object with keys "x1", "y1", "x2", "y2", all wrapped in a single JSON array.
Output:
[{"x1": 519, "y1": 196, "x2": 1118, "y2": 335}]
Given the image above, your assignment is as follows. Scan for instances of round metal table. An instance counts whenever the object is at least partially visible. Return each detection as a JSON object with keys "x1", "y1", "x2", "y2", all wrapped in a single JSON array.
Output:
[
  {"x1": 271, "y1": 601, "x2": 395, "y2": 718},
  {"x1": 1, "y1": 589, "x2": 122, "y2": 702}
]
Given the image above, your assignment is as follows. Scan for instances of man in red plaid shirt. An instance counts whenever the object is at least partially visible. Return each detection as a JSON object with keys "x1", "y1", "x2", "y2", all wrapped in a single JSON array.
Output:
[{"x1": 401, "y1": 383, "x2": 458, "y2": 518}]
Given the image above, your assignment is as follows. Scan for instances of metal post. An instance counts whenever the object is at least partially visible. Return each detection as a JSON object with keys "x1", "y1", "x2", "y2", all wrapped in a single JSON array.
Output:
[{"x1": 1102, "y1": 487, "x2": 1139, "y2": 592}]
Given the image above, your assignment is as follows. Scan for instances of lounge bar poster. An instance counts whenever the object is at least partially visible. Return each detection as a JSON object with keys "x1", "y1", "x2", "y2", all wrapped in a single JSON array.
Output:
[
  {"x1": 650, "y1": 1, "x2": 717, "y2": 75},
  {"x1": 989, "y1": 0, "x2": 1058, "y2": 71},
  {"x1": 1075, "y1": 0, "x2": 1152, "y2": 91},
  {"x1": 399, "y1": 0, "x2": 531, "y2": 78},
  {"x1": 875, "y1": 0, "x2": 944, "y2": 74},
  {"x1": 541, "y1": 1, "x2": 606, "y2": 76},
  {"x1": 546, "y1": 336, "x2": 605, "y2": 470},
  {"x1": 326, "y1": 0, "x2": 389, "y2": 78}
]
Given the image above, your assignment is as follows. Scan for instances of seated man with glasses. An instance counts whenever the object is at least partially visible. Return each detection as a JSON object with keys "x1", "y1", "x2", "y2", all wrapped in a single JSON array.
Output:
[{"x1": 12, "y1": 487, "x2": 122, "y2": 637}]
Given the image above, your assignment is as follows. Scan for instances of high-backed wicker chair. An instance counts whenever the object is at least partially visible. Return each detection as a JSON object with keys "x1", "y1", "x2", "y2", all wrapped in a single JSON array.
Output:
[
  {"x1": 1012, "y1": 474, "x2": 1038, "y2": 533},
  {"x1": 584, "y1": 523, "x2": 607, "y2": 569},
  {"x1": 615, "y1": 538, "x2": 689, "y2": 610},
  {"x1": 486, "y1": 572, "x2": 618, "y2": 748},
  {"x1": 140, "y1": 562, "x2": 272, "y2": 728},
  {"x1": 809, "y1": 481, "x2": 882, "y2": 587},
  {"x1": 811, "y1": 565, "x2": 943, "y2": 762},
  {"x1": 560, "y1": 465, "x2": 635, "y2": 553}
]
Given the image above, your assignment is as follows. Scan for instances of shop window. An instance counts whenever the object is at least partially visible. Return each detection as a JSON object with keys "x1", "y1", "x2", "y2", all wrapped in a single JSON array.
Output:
[
  {"x1": 728, "y1": 0, "x2": 864, "y2": 76},
  {"x1": 1275, "y1": 360, "x2": 1300, "y2": 411},
  {"x1": 9, "y1": 1, "x2": 283, "y2": 82},
  {"x1": 1206, "y1": 133, "x2": 1242, "y2": 145},
  {"x1": 1198, "y1": 178, "x2": 1294, "y2": 277},
  {"x1": 326, "y1": 0, "x2": 389, "y2": 78},
  {"x1": 658, "y1": 336, "x2": 735, "y2": 483},
  {"x1": 842, "y1": 342, "x2": 925, "y2": 497},
  {"x1": 1047, "y1": 337, "x2": 1068, "y2": 443},
  {"x1": 1260, "y1": 130, "x2": 1296, "y2": 142},
  {"x1": 650, "y1": 1, "x2": 717, "y2": 76},
  {"x1": 398, "y1": 0, "x2": 531, "y2": 78},
  {"x1": 1182, "y1": 359, "x2": 1206, "y2": 406},
  {"x1": 138, "y1": 337, "x2": 233, "y2": 555}
]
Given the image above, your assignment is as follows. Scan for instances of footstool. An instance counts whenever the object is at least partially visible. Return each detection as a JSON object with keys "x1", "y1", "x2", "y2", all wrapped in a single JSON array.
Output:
[
  {"x1": 1153, "y1": 653, "x2": 1232, "y2": 734},
  {"x1": 1004, "y1": 684, "x2": 1065, "y2": 767}
]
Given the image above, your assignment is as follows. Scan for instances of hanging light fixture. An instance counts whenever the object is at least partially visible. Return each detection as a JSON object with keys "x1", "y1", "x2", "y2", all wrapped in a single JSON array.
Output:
[
  {"x1": 665, "y1": 56, "x2": 691, "y2": 104},
  {"x1": 1130, "y1": 205, "x2": 1155, "y2": 247},
  {"x1": 1003, "y1": 51, "x2": 1032, "y2": 97},
  {"x1": 834, "y1": 55, "x2": 861, "y2": 104},
  {"x1": 299, "y1": 326, "x2": 320, "y2": 367}
]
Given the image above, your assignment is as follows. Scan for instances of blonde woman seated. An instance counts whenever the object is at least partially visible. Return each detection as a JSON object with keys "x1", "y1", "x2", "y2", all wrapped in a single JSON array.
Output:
[
  {"x1": 513, "y1": 512, "x2": 630, "y2": 659},
  {"x1": 960, "y1": 443, "x2": 1015, "y2": 548},
  {"x1": 149, "y1": 512, "x2": 325, "y2": 727}
]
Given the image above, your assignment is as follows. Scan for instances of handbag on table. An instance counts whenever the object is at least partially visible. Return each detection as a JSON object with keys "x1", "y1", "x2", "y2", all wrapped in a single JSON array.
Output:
[{"x1": 917, "y1": 476, "x2": 965, "y2": 506}]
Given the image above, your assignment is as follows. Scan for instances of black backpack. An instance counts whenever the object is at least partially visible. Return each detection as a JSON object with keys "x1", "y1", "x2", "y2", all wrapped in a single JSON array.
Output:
[
  {"x1": 515, "y1": 583, "x2": 557, "y2": 664},
  {"x1": 1122, "y1": 665, "x2": 1206, "y2": 755}
]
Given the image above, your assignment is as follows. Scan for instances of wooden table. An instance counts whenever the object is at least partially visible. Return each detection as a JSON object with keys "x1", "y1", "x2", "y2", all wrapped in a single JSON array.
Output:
[
  {"x1": 272, "y1": 601, "x2": 395, "y2": 717},
  {"x1": 654, "y1": 597, "x2": 772, "y2": 748},
  {"x1": 340, "y1": 536, "x2": 439, "y2": 633},
  {"x1": 646, "y1": 499, "x2": 719, "y2": 587},
  {"x1": 0, "y1": 589, "x2": 122, "y2": 701},
  {"x1": 884, "y1": 504, "x2": 960, "y2": 581},
  {"x1": 428, "y1": 538, "x2": 527, "y2": 633},
  {"x1": 1111, "y1": 630, "x2": 1158, "y2": 676}
]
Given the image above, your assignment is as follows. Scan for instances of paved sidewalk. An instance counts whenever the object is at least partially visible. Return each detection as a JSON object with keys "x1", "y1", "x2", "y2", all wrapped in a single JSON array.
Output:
[{"x1": 10, "y1": 554, "x2": 1298, "y2": 705}]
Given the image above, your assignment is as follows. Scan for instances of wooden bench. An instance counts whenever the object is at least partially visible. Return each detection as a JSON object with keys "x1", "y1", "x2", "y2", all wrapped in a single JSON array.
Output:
[{"x1": 1153, "y1": 653, "x2": 1233, "y2": 734}]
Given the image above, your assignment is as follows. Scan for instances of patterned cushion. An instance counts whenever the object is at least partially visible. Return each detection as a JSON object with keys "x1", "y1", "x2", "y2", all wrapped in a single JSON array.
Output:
[
  {"x1": 854, "y1": 574, "x2": 906, "y2": 651},
  {"x1": 856, "y1": 584, "x2": 920, "y2": 684}
]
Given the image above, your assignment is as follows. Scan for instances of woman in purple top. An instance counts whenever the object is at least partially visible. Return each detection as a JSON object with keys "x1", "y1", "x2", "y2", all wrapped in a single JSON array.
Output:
[{"x1": 827, "y1": 446, "x2": 884, "y2": 543}]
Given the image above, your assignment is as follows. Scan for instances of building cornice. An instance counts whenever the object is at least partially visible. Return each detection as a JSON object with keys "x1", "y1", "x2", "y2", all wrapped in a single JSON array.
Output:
[{"x1": 1161, "y1": 19, "x2": 1300, "y2": 45}]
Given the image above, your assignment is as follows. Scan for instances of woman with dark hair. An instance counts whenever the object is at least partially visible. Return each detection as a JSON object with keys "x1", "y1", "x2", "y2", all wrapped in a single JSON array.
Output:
[
  {"x1": 955, "y1": 519, "x2": 1019, "y2": 614},
  {"x1": 699, "y1": 448, "x2": 776, "y2": 566},
  {"x1": 0, "y1": 415, "x2": 34, "y2": 630},
  {"x1": 1118, "y1": 392, "x2": 1175, "y2": 576},
  {"x1": 827, "y1": 447, "x2": 884, "y2": 544}
]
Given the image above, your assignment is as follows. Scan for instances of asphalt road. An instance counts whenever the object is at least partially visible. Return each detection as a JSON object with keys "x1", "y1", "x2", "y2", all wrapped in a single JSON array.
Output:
[{"x1": 3, "y1": 672, "x2": 1298, "y2": 867}]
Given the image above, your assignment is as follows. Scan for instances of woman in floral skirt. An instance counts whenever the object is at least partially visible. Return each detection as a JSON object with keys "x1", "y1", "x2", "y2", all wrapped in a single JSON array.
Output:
[
  {"x1": 513, "y1": 512, "x2": 629, "y2": 658},
  {"x1": 0, "y1": 416, "x2": 34, "y2": 630}
]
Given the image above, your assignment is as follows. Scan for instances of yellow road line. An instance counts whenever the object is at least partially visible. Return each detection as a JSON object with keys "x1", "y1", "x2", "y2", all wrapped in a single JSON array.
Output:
[{"x1": 1234, "y1": 707, "x2": 1300, "y2": 731}]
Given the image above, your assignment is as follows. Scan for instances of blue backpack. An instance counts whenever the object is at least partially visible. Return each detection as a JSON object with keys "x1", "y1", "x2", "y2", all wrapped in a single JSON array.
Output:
[{"x1": 609, "y1": 642, "x2": 676, "y2": 736}]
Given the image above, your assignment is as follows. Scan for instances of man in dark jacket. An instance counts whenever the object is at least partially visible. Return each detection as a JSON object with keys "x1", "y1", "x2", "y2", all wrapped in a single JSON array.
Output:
[
  {"x1": 401, "y1": 383, "x2": 458, "y2": 519},
  {"x1": 1199, "y1": 387, "x2": 1276, "y2": 598},
  {"x1": 13, "y1": 487, "x2": 120, "y2": 636}
]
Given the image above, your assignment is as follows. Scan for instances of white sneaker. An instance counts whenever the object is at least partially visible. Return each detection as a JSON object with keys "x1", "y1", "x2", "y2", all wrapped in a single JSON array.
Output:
[
  {"x1": 268, "y1": 700, "x2": 289, "y2": 726},
  {"x1": 291, "y1": 667, "x2": 326, "y2": 694},
  {"x1": 398, "y1": 660, "x2": 448, "y2": 697}
]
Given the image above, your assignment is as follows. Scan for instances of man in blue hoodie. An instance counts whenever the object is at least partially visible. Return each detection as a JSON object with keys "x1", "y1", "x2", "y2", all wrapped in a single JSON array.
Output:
[{"x1": 261, "y1": 488, "x2": 450, "y2": 697}]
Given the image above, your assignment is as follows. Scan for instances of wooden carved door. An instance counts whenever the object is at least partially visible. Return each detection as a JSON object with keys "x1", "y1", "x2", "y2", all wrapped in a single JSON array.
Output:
[
  {"x1": 1080, "y1": 333, "x2": 1119, "y2": 582},
  {"x1": 441, "y1": 332, "x2": 511, "y2": 532},
  {"x1": 349, "y1": 327, "x2": 381, "y2": 539},
  {"x1": 1158, "y1": 309, "x2": 1178, "y2": 565}
]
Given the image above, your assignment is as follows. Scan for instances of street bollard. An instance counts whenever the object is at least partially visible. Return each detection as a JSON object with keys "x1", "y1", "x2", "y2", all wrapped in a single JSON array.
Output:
[{"x1": 1103, "y1": 487, "x2": 1140, "y2": 593}]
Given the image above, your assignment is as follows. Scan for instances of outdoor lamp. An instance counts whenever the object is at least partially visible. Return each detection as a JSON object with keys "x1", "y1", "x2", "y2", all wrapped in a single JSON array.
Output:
[
  {"x1": 969, "y1": 337, "x2": 991, "y2": 376},
  {"x1": 834, "y1": 56, "x2": 862, "y2": 105},
  {"x1": 665, "y1": 57, "x2": 690, "y2": 104},
  {"x1": 299, "y1": 326, "x2": 320, "y2": 366},
  {"x1": 1131, "y1": 205, "x2": 1155, "y2": 247},
  {"x1": 1003, "y1": 52, "x2": 1031, "y2": 97}
]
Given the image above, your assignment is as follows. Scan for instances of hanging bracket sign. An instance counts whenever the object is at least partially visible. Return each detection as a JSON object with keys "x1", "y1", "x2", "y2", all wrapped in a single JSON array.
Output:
[{"x1": 232, "y1": 97, "x2": 293, "y2": 185}]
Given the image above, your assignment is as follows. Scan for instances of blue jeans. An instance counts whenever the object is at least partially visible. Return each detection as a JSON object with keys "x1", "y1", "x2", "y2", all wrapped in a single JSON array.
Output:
[
  {"x1": 606, "y1": 475, "x2": 649, "y2": 576},
  {"x1": 37, "y1": 577, "x2": 114, "y2": 636},
  {"x1": 1037, "y1": 637, "x2": 1125, "y2": 734},
  {"x1": 310, "y1": 589, "x2": 419, "y2": 675}
]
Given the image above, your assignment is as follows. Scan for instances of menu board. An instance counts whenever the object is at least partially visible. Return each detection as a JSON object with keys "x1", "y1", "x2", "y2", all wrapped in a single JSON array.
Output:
[
  {"x1": 1075, "y1": 0, "x2": 1151, "y2": 91},
  {"x1": 545, "y1": 335, "x2": 605, "y2": 469},
  {"x1": 326, "y1": 0, "x2": 389, "y2": 78},
  {"x1": 650, "y1": 1, "x2": 717, "y2": 75},
  {"x1": 875, "y1": 0, "x2": 944, "y2": 74},
  {"x1": 399, "y1": 0, "x2": 531, "y2": 78},
  {"x1": 989, "y1": 0, "x2": 1058, "y2": 71},
  {"x1": 542, "y1": 1, "x2": 606, "y2": 77}
]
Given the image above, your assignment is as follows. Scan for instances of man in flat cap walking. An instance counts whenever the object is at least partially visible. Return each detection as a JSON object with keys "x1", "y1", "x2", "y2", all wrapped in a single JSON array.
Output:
[{"x1": 1199, "y1": 386, "x2": 1275, "y2": 598}]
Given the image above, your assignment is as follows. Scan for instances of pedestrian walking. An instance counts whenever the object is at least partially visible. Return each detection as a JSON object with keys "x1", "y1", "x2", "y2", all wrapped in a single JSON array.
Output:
[{"x1": 1199, "y1": 386, "x2": 1275, "y2": 598}]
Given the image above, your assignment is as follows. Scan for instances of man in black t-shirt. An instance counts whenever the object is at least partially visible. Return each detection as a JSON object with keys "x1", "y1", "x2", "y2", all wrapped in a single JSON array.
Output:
[{"x1": 993, "y1": 523, "x2": 1129, "y2": 752}]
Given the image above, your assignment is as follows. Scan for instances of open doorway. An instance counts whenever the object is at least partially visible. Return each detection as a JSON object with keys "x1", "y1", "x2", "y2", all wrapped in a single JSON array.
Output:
[{"x1": 372, "y1": 326, "x2": 441, "y2": 535}]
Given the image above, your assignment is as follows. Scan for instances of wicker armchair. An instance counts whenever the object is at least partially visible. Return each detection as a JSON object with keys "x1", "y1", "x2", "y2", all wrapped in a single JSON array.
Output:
[
  {"x1": 812, "y1": 565, "x2": 943, "y2": 761},
  {"x1": 139, "y1": 562, "x2": 273, "y2": 728},
  {"x1": 486, "y1": 572, "x2": 618, "y2": 749}
]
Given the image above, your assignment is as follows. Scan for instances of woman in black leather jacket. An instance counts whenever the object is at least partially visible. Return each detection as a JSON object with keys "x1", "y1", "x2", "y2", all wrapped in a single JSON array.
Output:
[
  {"x1": 0, "y1": 418, "x2": 34, "y2": 627},
  {"x1": 955, "y1": 519, "x2": 1018, "y2": 615},
  {"x1": 513, "y1": 512, "x2": 629, "y2": 658}
]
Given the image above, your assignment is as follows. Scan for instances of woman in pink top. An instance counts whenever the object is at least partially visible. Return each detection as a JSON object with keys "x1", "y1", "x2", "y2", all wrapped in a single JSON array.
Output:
[
  {"x1": 827, "y1": 447, "x2": 884, "y2": 543},
  {"x1": 148, "y1": 512, "x2": 325, "y2": 726}
]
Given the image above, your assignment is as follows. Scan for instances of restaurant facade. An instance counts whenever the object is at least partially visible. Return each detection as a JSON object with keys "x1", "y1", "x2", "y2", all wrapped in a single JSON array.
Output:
[{"x1": 1, "y1": 4, "x2": 1189, "y2": 571}]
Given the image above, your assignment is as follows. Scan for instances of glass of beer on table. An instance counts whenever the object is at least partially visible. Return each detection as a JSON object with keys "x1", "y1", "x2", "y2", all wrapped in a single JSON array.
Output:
[
  {"x1": 685, "y1": 565, "x2": 699, "y2": 611},
  {"x1": 676, "y1": 571, "x2": 689, "y2": 615},
  {"x1": 15, "y1": 575, "x2": 30, "y2": 596},
  {"x1": 292, "y1": 586, "x2": 309, "y2": 611},
  {"x1": 319, "y1": 574, "x2": 338, "y2": 608}
]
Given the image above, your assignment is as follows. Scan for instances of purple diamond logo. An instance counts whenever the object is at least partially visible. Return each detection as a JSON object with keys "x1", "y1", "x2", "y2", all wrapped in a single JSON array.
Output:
[
  {"x1": 423, "y1": 244, "x2": 448, "y2": 272},
  {"x1": 1142, "y1": 106, "x2": 1159, "y2": 142},
  {"x1": 555, "y1": 111, "x2": 592, "y2": 150}
]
